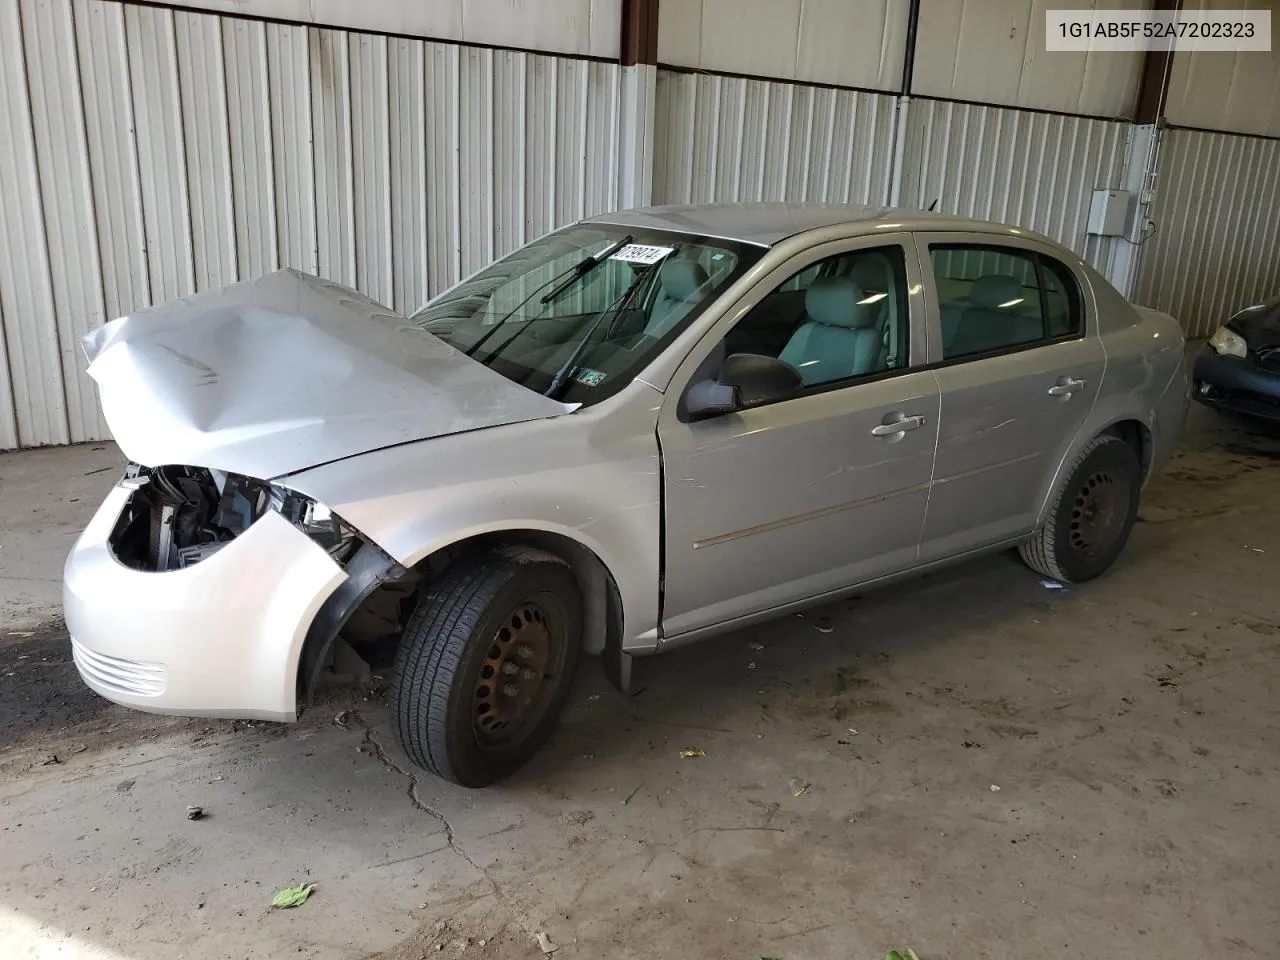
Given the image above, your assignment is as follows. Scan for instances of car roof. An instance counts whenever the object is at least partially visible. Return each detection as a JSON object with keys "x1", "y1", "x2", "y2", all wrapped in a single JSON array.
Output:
[{"x1": 585, "y1": 202, "x2": 1056, "y2": 249}]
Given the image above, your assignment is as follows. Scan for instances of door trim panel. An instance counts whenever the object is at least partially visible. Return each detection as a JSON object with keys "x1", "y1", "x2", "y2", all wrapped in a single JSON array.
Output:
[{"x1": 693, "y1": 480, "x2": 933, "y2": 550}]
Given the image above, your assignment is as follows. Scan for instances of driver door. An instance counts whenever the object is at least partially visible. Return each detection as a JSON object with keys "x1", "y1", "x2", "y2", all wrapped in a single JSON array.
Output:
[{"x1": 657, "y1": 236, "x2": 940, "y2": 640}]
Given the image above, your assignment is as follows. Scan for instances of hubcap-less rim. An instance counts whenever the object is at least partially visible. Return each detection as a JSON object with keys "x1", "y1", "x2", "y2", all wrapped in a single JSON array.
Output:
[
  {"x1": 1069, "y1": 469, "x2": 1129, "y2": 558},
  {"x1": 472, "y1": 594, "x2": 565, "y2": 749}
]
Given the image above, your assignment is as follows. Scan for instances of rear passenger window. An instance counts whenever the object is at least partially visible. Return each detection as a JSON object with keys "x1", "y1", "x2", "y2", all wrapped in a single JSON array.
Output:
[{"x1": 930, "y1": 245, "x2": 1082, "y2": 361}]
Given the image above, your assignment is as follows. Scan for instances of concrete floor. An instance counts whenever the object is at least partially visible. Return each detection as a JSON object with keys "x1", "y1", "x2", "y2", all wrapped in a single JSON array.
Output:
[{"x1": 1, "y1": 407, "x2": 1277, "y2": 960}]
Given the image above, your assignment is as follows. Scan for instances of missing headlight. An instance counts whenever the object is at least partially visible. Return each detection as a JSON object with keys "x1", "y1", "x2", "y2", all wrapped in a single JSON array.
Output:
[
  {"x1": 269, "y1": 485, "x2": 361, "y2": 564},
  {"x1": 108, "y1": 464, "x2": 361, "y2": 571}
]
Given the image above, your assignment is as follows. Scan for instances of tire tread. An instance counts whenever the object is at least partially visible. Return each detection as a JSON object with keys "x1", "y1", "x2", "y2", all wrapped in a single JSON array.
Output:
[
  {"x1": 390, "y1": 549, "x2": 571, "y2": 785},
  {"x1": 1018, "y1": 434, "x2": 1131, "y2": 583}
]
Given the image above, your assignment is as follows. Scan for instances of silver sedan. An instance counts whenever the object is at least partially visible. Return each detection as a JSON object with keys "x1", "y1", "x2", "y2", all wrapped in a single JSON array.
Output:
[{"x1": 65, "y1": 204, "x2": 1190, "y2": 787}]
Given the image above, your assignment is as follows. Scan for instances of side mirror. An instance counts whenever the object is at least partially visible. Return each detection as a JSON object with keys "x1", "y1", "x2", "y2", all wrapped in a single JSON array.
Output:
[{"x1": 684, "y1": 353, "x2": 805, "y2": 419}]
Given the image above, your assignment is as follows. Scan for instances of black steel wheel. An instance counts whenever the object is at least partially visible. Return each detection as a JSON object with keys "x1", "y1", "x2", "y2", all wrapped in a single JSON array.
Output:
[
  {"x1": 1019, "y1": 434, "x2": 1141, "y2": 584},
  {"x1": 391, "y1": 546, "x2": 582, "y2": 788}
]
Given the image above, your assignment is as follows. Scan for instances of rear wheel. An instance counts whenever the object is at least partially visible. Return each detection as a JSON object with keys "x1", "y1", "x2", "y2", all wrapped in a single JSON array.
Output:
[
  {"x1": 1019, "y1": 434, "x2": 1141, "y2": 584},
  {"x1": 391, "y1": 547, "x2": 582, "y2": 787}
]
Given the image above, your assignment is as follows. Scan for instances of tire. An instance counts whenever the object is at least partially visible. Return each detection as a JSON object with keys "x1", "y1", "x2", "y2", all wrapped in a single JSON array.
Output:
[
  {"x1": 391, "y1": 546, "x2": 583, "y2": 788},
  {"x1": 1018, "y1": 434, "x2": 1141, "y2": 584}
]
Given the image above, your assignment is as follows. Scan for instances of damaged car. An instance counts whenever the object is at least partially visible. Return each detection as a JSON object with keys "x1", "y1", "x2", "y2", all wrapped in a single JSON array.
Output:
[
  {"x1": 1193, "y1": 296, "x2": 1280, "y2": 421},
  {"x1": 65, "y1": 204, "x2": 1190, "y2": 787}
]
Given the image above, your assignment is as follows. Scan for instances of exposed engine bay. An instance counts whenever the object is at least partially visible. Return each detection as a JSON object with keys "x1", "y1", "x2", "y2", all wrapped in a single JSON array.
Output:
[{"x1": 109, "y1": 463, "x2": 360, "y2": 572}]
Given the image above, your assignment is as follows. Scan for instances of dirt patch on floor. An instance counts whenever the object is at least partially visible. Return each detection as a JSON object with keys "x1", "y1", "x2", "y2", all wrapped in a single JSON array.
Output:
[
  {"x1": 1, "y1": 408, "x2": 1278, "y2": 960},
  {"x1": 0, "y1": 624, "x2": 195, "y2": 776}
]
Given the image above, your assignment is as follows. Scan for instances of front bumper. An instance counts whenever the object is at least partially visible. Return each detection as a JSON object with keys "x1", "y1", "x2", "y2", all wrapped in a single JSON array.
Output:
[
  {"x1": 1192, "y1": 345, "x2": 1280, "y2": 420},
  {"x1": 63, "y1": 484, "x2": 348, "y2": 721}
]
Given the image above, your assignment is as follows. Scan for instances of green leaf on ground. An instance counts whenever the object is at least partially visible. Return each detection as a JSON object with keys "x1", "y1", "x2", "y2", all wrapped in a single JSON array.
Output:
[
  {"x1": 271, "y1": 882, "x2": 316, "y2": 909},
  {"x1": 884, "y1": 950, "x2": 920, "y2": 960}
]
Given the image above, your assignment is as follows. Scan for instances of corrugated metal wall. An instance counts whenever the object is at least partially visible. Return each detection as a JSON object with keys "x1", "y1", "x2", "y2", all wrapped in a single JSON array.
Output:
[
  {"x1": 160, "y1": 0, "x2": 624, "y2": 60},
  {"x1": 898, "y1": 99, "x2": 1131, "y2": 267},
  {"x1": 658, "y1": 0, "x2": 1144, "y2": 121},
  {"x1": 1136, "y1": 128, "x2": 1280, "y2": 338},
  {"x1": 0, "y1": 0, "x2": 621, "y2": 448},
  {"x1": 652, "y1": 71, "x2": 899, "y2": 206},
  {"x1": 5, "y1": 0, "x2": 1277, "y2": 452},
  {"x1": 910, "y1": 0, "x2": 1145, "y2": 119},
  {"x1": 656, "y1": 0, "x2": 909, "y2": 94},
  {"x1": 652, "y1": 75, "x2": 1130, "y2": 274}
]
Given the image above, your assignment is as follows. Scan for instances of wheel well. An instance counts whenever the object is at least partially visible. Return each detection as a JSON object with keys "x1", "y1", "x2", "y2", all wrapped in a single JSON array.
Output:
[
  {"x1": 1101, "y1": 419, "x2": 1152, "y2": 480},
  {"x1": 413, "y1": 530, "x2": 621, "y2": 658}
]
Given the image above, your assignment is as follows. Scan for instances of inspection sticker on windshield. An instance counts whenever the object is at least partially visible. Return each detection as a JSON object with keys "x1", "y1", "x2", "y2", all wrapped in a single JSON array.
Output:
[
  {"x1": 571, "y1": 367, "x2": 607, "y2": 387},
  {"x1": 609, "y1": 243, "x2": 674, "y2": 265}
]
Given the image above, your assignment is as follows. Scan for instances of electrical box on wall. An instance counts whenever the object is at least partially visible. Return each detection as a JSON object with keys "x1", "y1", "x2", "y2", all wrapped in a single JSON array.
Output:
[{"x1": 1087, "y1": 189, "x2": 1132, "y2": 236}]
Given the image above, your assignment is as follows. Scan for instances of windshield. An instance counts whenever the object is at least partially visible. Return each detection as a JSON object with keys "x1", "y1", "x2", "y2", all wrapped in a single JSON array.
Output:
[{"x1": 410, "y1": 224, "x2": 761, "y2": 406}]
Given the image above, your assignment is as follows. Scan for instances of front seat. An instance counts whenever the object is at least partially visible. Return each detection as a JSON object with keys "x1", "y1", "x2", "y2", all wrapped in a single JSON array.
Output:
[
  {"x1": 645, "y1": 259, "x2": 710, "y2": 339},
  {"x1": 778, "y1": 277, "x2": 881, "y2": 385},
  {"x1": 848, "y1": 253, "x2": 891, "y2": 328}
]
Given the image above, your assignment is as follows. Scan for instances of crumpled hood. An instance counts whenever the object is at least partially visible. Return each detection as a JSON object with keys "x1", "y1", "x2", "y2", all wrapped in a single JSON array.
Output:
[{"x1": 83, "y1": 269, "x2": 573, "y2": 479}]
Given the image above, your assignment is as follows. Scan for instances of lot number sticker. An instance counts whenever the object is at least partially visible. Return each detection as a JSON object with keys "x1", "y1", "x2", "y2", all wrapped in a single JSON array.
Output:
[{"x1": 609, "y1": 244, "x2": 674, "y2": 265}]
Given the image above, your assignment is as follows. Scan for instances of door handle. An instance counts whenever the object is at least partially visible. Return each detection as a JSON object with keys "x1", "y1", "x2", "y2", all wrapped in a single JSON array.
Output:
[
  {"x1": 871, "y1": 414, "x2": 926, "y2": 437},
  {"x1": 1048, "y1": 377, "x2": 1086, "y2": 397}
]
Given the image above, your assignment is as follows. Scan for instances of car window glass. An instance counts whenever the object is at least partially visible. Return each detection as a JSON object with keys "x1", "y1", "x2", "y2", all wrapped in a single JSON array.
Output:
[
  {"x1": 1041, "y1": 258, "x2": 1081, "y2": 337},
  {"x1": 697, "y1": 245, "x2": 911, "y2": 390},
  {"x1": 410, "y1": 225, "x2": 760, "y2": 406},
  {"x1": 931, "y1": 245, "x2": 1082, "y2": 360}
]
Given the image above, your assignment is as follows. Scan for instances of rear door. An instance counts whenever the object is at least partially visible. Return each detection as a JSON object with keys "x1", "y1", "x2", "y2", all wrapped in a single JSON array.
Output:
[{"x1": 914, "y1": 233, "x2": 1106, "y2": 562}]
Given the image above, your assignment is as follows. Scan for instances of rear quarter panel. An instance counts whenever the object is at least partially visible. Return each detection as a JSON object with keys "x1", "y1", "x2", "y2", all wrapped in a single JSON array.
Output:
[{"x1": 1033, "y1": 264, "x2": 1188, "y2": 526}]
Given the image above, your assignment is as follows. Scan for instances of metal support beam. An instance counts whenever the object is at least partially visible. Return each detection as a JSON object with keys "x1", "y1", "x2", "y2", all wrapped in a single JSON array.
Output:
[
  {"x1": 620, "y1": 0, "x2": 659, "y2": 67},
  {"x1": 1133, "y1": 0, "x2": 1180, "y2": 124},
  {"x1": 900, "y1": 0, "x2": 922, "y2": 95},
  {"x1": 1107, "y1": 124, "x2": 1163, "y2": 300},
  {"x1": 618, "y1": 0, "x2": 659, "y2": 208}
]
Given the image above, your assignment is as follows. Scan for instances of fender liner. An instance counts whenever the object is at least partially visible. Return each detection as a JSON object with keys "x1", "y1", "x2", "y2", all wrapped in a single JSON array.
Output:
[
  {"x1": 602, "y1": 582, "x2": 632, "y2": 693},
  {"x1": 299, "y1": 541, "x2": 406, "y2": 704}
]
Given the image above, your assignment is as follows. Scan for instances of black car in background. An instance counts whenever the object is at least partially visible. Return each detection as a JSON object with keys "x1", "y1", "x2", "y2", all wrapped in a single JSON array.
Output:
[{"x1": 1193, "y1": 298, "x2": 1280, "y2": 421}]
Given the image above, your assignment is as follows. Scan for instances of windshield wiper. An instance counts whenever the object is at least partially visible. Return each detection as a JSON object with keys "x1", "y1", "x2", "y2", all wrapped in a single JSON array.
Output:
[
  {"x1": 539, "y1": 235, "x2": 633, "y2": 305},
  {"x1": 464, "y1": 234, "x2": 635, "y2": 359},
  {"x1": 463, "y1": 275, "x2": 561, "y2": 358},
  {"x1": 542, "y1": 269, "x2": 648, "y2": 400}
]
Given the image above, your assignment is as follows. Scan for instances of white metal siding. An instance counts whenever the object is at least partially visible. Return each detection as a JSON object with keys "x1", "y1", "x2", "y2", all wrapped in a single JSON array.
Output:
[
  {"x1": 909, "y1": 0, "x2": 1147, "y2": 118},
  {"x1": 0, "y1": 0, "x2": 621, "y2": 448},
  {"x1": 658, "y1": 0, "x2": 1144, "y2": 119},
  {"x1": 1166, "y1": 49, "x2": 1280, "y2": 139},
  {"x1": 657, "y1": 0, "x2": 909, "y2": 94},
  {"x1": 652, "y1": 71, "x2": 899, "y2": 206},
  {"x1": 1164, "y1": 0, "x2": 1280, "y2": 139},
  {"x1": 1136, "y1": 128, "x2": 1280, "y2": 338},
  {"x1": 0, "y1": 0, "x2": 70, "y2": 447},
  {"x1": 898, "y1": 99, "x2": 1130, "y2": 268},
  {"x1": 156, "y1": 0, "x2": 623, "y2": 60}
]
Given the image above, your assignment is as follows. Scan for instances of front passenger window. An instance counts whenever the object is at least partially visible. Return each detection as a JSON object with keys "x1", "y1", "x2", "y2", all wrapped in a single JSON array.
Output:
[{"x1": 709, "y1": 245, "x2": 911, "y2": 389}]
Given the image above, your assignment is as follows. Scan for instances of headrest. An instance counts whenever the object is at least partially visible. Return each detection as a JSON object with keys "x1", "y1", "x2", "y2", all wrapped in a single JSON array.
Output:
[
  {"x1": 658, "y1": 259, "x2": 709, "y2": 300},
  {"x1": 970, "y1": 275, "x2": 1024, "y2": 309},
  {"x1": 848, "y1": 255, "x2": 890, "y2": 295},
  {"x1": 805, "y1": 277, "x2": 873, "y2": 330}
]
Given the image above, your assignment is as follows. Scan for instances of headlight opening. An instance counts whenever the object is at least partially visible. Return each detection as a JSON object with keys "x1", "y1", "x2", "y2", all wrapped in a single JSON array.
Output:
[
  {"x1": 108, "y1": 464, "x2": 362, "y2": 571},
  {"x1": 269, "y1": 484, "x2": 361, "y2": 563}
]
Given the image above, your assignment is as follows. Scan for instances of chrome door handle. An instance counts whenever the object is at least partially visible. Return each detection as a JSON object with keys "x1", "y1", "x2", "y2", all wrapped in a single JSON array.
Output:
[
  {"x1": 1048, "y1": 377, "x2": 1086, "y2": 397},
  {"x1": 871, "y1": 414, "x2": 925, "y2": 437}
]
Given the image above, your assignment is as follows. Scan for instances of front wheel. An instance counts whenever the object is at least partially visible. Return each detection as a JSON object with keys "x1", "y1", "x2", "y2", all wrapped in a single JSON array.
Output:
[
  {"x1": 1019, "y1": 434, "x2": 1141, "y2": 584},
  {"x1": 391, "y1": 547, "x2": 583, "y2": 787}
]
